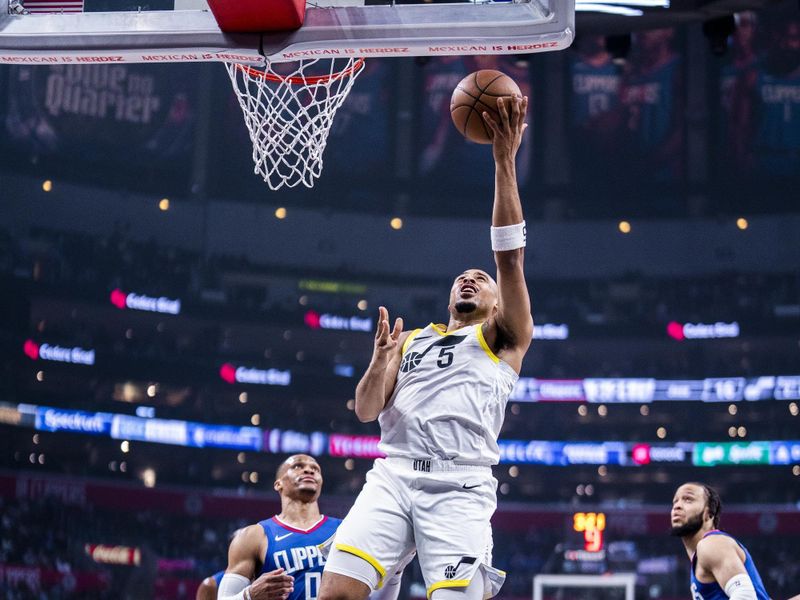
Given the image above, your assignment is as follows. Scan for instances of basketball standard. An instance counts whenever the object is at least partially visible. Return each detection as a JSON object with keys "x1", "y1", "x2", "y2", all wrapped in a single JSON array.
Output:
[{"x1": 0, "y1": 0, "x2": 574, "y2": 189}]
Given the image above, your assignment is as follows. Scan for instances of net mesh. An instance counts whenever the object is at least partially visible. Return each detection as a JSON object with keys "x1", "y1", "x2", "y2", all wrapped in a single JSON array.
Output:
[{"x1": 225, "y1": 57, "x2": 365, "y2": 190}]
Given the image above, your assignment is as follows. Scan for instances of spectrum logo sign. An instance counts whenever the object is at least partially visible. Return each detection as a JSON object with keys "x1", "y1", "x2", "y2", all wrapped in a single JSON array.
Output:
[
  {"x1": 110, "y1": 289, "x2": 181, "y2": 315},
  {"x1": 666, "y1": 321, "x2": 740, "y2": 341},
  {"x1": 304, "y1": 310, "x2": 372, "y2": 332},
  {"x1": 219, "y1": 363, "x2": 291, "y2": 386},
  {"x1": 24, "y1": 340, "x2": 95, "y2": 365}
]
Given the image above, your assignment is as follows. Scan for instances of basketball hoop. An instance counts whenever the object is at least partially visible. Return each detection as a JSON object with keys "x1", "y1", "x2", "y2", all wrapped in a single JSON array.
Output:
[{"x1": 225, "y1": 57, "x2": 366, "y2": 190}]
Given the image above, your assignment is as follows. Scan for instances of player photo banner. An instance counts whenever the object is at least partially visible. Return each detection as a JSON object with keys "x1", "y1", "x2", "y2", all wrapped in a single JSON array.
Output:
[
  {"x1": 717, "y1": 10, "x2": 800, "y2": 179},
  {"x1": 3, "y1": 63, "x2": 196, "y2": 172},
  {"x1": 569, "y1": 29, "x2": 685, "y2": 188}
]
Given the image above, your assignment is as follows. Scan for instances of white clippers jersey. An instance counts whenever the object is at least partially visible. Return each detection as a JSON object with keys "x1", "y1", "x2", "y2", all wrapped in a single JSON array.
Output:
[{"x1": 378, "y1": 323, "x2": 519, "y2": 465}]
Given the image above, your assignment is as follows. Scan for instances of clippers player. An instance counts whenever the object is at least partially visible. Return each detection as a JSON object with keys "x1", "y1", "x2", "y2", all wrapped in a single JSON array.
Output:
[
  {"x1": 671, "y1": 482, "x2": 770, "y2": 600},
  {"x1": 216, "y1": 454, "x2": 407, "y2": 600},
  {"x1": 320, "y1": 95, "x2": 533, "y2": 600}
]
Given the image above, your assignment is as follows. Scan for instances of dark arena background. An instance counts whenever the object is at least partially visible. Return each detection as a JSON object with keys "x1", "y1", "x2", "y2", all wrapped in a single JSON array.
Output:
[{"x1": 1, "y1": 0, "x2": 800, "y2": 598}]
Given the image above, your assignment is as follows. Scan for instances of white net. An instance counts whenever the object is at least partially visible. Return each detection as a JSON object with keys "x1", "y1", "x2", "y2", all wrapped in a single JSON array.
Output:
[{"x1": 225, "y1": 57, "x2": 366, "y2": 190}]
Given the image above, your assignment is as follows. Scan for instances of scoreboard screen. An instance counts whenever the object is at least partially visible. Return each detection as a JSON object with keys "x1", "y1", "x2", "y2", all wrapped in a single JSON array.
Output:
[{"x1": 573, "y1": 512, "x2": 606, "y2": 552}]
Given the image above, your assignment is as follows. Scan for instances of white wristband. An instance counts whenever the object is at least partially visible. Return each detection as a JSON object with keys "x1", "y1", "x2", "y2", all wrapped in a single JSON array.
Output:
[
  {"x1": 491, "y1": 221, "x2": 527, "y2": 251},
  {"x1": 218, "y1": 573, "x2": 251, "y2": 600},
  {"x1": 723, "y1": 573, "x2": 757, "y2": 600}
]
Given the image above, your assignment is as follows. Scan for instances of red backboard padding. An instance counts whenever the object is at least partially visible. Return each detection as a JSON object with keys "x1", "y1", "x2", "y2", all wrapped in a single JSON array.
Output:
[{"x1": 207, "y1": 0, "x2": 306, "y2": 33}]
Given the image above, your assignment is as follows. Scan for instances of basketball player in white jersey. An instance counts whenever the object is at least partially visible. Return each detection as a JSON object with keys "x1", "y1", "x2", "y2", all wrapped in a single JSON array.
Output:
[{"x1": 319, "y1": 95, "x2": 532, "y2": 600}]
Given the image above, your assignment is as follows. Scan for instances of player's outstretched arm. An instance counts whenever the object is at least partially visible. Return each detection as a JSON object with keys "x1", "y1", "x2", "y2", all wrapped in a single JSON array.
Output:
[
  {"x1": 355, "y1": 306, "x2": 406, "y2": 422},
  {"x1": 695, "y1": 536, "x2": 757, "y2": 600},
  {"x1": 482, "y1": 95, "x2": 533, "y2": 372}
]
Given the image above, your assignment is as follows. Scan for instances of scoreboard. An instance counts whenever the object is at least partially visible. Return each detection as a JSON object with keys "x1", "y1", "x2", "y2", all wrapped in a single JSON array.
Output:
[{"x1": 573, "y1": 512, "x2": 606, "y2": 552}]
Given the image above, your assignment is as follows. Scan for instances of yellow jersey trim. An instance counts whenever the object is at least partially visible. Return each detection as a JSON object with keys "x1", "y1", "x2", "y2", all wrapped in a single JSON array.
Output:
[
  {"x1": 402, "y1": 328, "x2": 423, "y2": 354},
  {"x1": 334, "y1": 543, "x2": 387, "y2": 588},
  {"x1": 430, "y1": 323, "x2": 473, "y2": 337},
  {"x1": 475, "y1": 324, "x2": 500, "y2": 364},
  {"x1": 427, "y1": 579, "x2": 472, "y2": 598}
]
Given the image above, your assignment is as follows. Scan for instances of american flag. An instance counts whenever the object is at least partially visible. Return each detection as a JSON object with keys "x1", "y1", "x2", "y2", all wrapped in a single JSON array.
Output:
[{"x1": 23, "y1": 0, "x2": 84, "y2": 13}]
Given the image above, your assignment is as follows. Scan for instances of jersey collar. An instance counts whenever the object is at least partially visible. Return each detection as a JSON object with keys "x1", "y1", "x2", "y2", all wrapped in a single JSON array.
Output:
[{"x1": 272, "y1": 515, "x2": 328, "y2": 534}]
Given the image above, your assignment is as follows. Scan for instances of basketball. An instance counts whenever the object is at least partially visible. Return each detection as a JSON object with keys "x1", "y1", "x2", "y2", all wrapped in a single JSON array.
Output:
[{"x1": 450, "y1": 69, "x2": 522, "y2": 144}]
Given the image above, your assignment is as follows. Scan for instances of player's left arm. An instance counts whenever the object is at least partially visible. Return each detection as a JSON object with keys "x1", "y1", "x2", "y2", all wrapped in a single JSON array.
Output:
[
  {"x1": 482, "y1": 95, "x2": 533, "y2": 373},
  {"x1": 219, "y1": 525, "x2": 294, "y2": 600},
  {"x1": 696, "y1": 535, "x2": 757, "y2": 600}
]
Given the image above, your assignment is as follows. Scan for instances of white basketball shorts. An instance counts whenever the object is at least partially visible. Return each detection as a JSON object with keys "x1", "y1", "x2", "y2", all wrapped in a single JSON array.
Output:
[{"x1": 323, "y1": 457, "x2": 506, "y2": 599}]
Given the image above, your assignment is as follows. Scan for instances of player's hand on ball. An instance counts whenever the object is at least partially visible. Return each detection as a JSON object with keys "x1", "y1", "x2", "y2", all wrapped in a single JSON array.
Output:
[
  {"x1": 249, "y1": 568, "x2": 294, "y2": 600},
  {"x1": 483, "y1": 95, "x2": 528, "y2": 162},
  {"x1": 373, "y1": 306, "x2": 403, "y2": 364}
]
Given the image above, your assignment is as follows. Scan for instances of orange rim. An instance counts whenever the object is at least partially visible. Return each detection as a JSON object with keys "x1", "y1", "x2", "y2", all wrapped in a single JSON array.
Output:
[{"x1": 235, "y1": 58, "x2": 365, "y2": 85}]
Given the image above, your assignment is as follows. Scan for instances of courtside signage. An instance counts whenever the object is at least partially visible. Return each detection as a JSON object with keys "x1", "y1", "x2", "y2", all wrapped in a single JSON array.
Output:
[
  {"x1": 693, "y1": 442, "x2": 771, "y2": 466},
  {"x1": 328, "y1": 434, "x2": 383, "y2": 458},
  {"x1": 23, "y1": 340, "x2": 95, "y2": 365},
  {"x1": 770, "y1": 442, "x2": 800, "y2": 465},
  {"x1": 510, "y1": 376, "x2": 800, "y2": 402},
  {"x1": 18, "y1": 403, "x2": 800, "y2": 466},
  {"x1": 85, "y1": 544, "x2": 141, "y2": 566},
  {"x1": 263, "y1": 429, "x2": 327, "y2": 456},
  {"x1": 110, "y1": 288, "x2": 181, "y2": 315},
  {"x1": 499, "y1": 440, "x2": 560, "y2": 464},
  {"x1": 298, "y1": 280, "x2": 367, "y2": 294},
  {"x1": 498, "y1": 441, "x2": 626, "y2": 465},
  {"x1": 667, "y1": 320, "x2": 740, "y2": 340},
  {"x1": 35, "y1": 408, "x2": 112, "y2": 435},
  {"x1": 631, "y1": 444, "x2": 689, "y2": 465},
  {"x1": 219, "y1": 363, "x2": 291, "y2": 386},
  {"x1": 584, "y1": 378, "x2": 656, "y2": 403},
  {"x1": 304, "y1": 310, "x2": 372, "y2": 332},
  {"x1": 510, "y1": 379, "x2": 585, "y2": 402},
  {"x1": 775, "y1": 376, "x2": 800, "y2": 399},
  {"x1": 532, "y1": 323, "x2": 569, "y2": 340},
  {"x1": 189, "y1": 424, "x2": 262, "y2": 451}
]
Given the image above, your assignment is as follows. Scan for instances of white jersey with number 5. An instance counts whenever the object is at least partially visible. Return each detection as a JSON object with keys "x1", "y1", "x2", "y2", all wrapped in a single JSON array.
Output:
[{"x1": 378, "y1": 323, "x2": 518, "y2": 465}]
